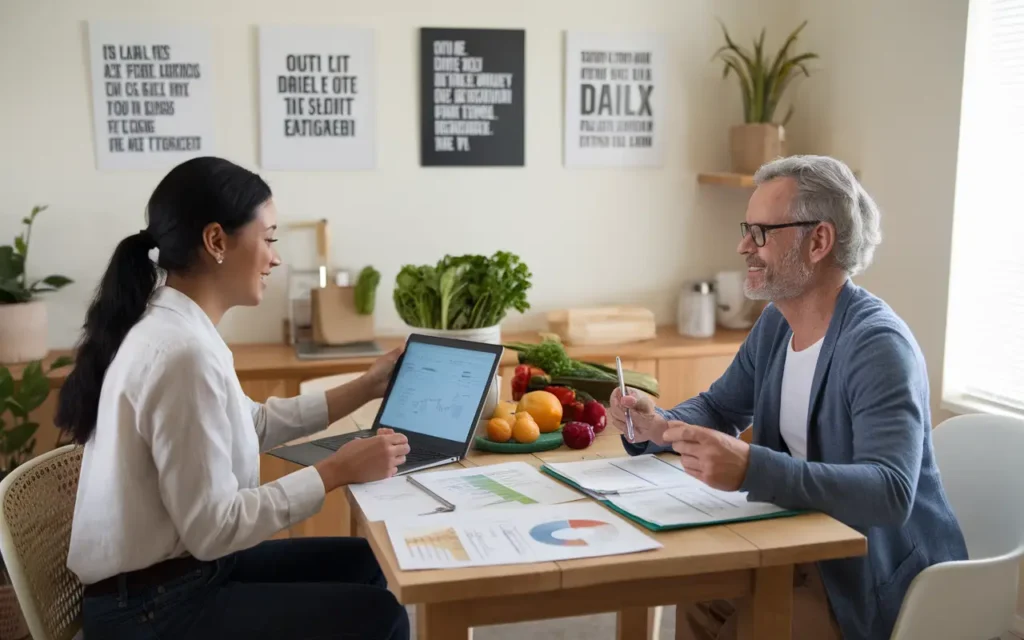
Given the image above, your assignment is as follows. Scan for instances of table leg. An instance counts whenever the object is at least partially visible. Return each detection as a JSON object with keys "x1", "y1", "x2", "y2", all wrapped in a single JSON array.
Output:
[
  {"x1": 617, "y1": 606, "x2": 655, "y2": 640},
  {"x1": 417, "y1": 602, "x2": 471, "y2": 640},
  {"x1": 736, "y1": 565, "x2": 794, "y2": 640}
]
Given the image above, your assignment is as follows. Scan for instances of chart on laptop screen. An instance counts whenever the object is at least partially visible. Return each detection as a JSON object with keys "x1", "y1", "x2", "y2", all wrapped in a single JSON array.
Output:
[{"x1": 379, "y1": 342, "x2": 496, "y2": 441}]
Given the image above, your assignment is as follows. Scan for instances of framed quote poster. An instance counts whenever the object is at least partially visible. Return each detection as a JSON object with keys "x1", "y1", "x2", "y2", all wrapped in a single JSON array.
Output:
[
  {"x1": 258, "y1": 25, "x2": 376, "y2": 170},
  {"x1": 564, "y1": 31, "x2": 667, "y2": 168},
  {"x1": 420, "y1": 27, "x2": 525, "y2": 167},
  {"x1": 87, "y1": 21, "x2": 214, "y2": 170}
]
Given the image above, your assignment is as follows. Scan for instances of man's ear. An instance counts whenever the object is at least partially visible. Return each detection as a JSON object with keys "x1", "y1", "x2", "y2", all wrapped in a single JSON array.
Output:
[{"x1": 808, "y1": 222, "x2": 836, "y2": 266}]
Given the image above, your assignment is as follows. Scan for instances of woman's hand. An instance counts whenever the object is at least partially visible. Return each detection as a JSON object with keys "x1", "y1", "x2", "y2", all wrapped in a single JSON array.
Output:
[
  {"x1": 359, "y1": 347, "x2": 404, "y2": 400},
  {"x1": 325, "y1": 347, "x2": 404, "y2": 424},
  {"x1": 314, "y1": 428, "x2": 410, "y2": 491}
]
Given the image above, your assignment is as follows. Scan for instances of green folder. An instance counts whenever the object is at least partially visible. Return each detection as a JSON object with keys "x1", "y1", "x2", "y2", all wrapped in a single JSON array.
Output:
[{"x1": 541, "y1": 465, "x2": 802, "y2": 532}]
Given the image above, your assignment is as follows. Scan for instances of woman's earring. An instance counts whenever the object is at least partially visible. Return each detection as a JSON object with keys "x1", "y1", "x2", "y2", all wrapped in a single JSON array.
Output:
[{"x1": 216, "y1": 256, "x2": 224, "y2": 264}]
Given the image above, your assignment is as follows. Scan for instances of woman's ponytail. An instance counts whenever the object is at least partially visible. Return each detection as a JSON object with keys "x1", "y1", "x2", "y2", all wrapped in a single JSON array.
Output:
[
  {"x1": 56, "y1": 231, "x2": 158, "y2": 444},
  {"x1": 56, "y1": 156, "x2": 271, "y2": 444}
]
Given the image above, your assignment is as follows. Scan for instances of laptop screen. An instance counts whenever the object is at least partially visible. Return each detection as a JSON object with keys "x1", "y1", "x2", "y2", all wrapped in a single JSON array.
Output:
[{"x1": 377, "y1": 340, "x2": 500, "y2": 442}]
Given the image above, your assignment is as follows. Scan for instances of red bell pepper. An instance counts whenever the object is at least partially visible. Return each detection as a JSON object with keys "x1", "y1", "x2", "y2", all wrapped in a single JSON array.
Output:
[
  {"x1": 544, "y1": 386, "x2": 575, "y2": 406},
  {"x1": 512, "y1": 365, "x2": 546, "y2": 401}
]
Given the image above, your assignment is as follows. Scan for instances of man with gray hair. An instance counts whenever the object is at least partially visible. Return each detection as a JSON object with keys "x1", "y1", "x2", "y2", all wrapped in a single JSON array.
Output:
[{"x1": 610, "y1": 155, "x2": 967, "y2": 640}]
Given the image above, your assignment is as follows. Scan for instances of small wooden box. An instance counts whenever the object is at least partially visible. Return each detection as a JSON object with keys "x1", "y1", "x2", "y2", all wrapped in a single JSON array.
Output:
[
  {"x1": 546, "y1": 306, "x2": 657, "y2": 346},
  {"x1": 310, "y1": 286, "x2": 375, "y2": 345}
]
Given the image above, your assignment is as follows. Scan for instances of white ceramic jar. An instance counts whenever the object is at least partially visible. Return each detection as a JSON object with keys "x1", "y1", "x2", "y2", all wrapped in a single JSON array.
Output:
[{"x1": 677, "y1": 281, "x2": 717, "y2": 338}]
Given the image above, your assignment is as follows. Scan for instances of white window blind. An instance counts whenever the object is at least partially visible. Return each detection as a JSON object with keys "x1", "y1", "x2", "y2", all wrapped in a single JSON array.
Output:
[{"x1": 944, "y1": 0, "x2": 1024, "y2": 415}]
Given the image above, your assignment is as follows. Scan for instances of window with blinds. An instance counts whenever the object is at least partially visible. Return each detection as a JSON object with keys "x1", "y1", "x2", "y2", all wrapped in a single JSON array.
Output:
[{"x1": 943, "y1": 0, "x2": 1024, "y2": 416}]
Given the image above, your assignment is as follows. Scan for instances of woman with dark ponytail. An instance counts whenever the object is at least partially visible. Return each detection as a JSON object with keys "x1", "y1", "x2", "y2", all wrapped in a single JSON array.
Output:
[{"x1": 58, "y1": 157, "x2": 410, "y2": 639}]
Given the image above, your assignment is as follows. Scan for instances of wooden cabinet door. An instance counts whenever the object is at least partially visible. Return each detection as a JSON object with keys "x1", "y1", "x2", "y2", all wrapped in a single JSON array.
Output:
[{"x1": 655, "y1": 355, "x2": 735, "y2": 409}]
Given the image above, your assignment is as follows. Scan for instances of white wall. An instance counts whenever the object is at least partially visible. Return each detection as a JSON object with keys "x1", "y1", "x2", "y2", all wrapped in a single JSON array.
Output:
[
  {"x1": 0, "y1": 0, "x2": 794, "y2": 348},
  {"x1": 785, "y1": 0, "x2": 970, "y2": 419}
]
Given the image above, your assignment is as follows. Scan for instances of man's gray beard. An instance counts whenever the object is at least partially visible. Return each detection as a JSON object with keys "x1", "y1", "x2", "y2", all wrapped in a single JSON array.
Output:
[{"x1": 743, "y1": 243, "x2": 813, "y2": 302}]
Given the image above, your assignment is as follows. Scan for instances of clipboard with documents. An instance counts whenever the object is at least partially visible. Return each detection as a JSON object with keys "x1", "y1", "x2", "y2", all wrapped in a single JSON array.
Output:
[{"x1": 541, "y1": 455, "x2": 800, "y2": 532}]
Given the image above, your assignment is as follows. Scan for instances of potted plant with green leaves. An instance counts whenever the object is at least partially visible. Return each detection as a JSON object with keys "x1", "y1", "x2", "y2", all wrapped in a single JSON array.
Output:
[
  {"x1": 0, "y1": 206, "x2": 73, "y2": 364},
  {"x1": 393, "y1": 251, "x2": 532, "y2": 345},
  {"x1": 0, "y1": 354, "x2": 72, "y2": 640},
  {"x1": 713, "y1": 20, "x2": 818, "y2": 174}
]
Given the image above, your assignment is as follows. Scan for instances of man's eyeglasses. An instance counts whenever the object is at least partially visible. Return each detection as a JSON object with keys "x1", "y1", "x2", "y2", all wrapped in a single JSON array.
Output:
[{"x1": 740, "y1": 221, "x2": 821, "y2": 247}]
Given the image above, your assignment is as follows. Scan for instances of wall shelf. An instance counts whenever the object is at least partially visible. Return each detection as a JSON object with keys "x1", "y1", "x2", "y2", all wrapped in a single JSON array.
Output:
[{"x1": 697, "y1": 172, "x2": 756, "y2": 188}]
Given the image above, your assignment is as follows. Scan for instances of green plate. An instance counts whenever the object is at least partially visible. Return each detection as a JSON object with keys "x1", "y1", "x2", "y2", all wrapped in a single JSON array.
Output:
[{"x1": 473, "y1": 429, "x2": 564, "y2": 453}]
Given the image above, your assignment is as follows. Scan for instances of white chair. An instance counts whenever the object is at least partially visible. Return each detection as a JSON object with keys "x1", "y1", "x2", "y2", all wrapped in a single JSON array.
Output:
[
  {"x1": 0, "y1": 444, "x2": 84, "y2": 640},
  {"x1": 890, "y1": 413, "x2": 1024, "y2": 640}
]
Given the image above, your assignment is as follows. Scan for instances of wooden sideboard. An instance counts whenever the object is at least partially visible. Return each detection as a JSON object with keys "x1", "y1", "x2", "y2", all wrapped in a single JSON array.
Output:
[{"x1": 15, "y1": 326, "x2": 747, "y2": 539}]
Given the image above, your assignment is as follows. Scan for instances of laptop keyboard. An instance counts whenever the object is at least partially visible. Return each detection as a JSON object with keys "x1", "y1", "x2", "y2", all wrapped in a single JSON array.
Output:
[{"x1": 312, "y1": 433, "x2": 443, "y2": 467}]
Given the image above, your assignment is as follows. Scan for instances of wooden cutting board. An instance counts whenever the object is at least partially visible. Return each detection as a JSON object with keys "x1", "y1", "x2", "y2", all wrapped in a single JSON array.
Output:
[{"x1": 546, "y1": 306, "x2": 657, "y2": 346}]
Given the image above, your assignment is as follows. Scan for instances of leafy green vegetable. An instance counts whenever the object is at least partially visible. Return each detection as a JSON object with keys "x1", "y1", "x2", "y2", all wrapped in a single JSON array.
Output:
[
  {"x1": 353, "y1": 266, "x2": 380, "y2": 315},
  {"x1": 505, "y1": 339, "x2": 660, "y2": 398},
  {"x1": 393, "y1": 251, "x2": 532, "y2": 330}
]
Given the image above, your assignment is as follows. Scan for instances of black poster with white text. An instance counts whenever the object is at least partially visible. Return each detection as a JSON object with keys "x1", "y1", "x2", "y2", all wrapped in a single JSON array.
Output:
[{"x1": 420, "y1": 28, "x2": 525, "y2": 167}]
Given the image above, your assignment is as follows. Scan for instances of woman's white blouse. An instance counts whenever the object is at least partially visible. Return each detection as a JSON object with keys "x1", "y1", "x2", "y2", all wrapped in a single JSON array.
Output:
[{"x1": 68, "y1": 286, "x2": 328, "y2": 585}]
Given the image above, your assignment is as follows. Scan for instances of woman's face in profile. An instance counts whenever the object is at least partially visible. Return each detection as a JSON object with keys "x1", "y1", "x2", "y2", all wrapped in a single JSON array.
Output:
[{"x1": 221, "y1": 199, "x2": 281, "y2": 307}]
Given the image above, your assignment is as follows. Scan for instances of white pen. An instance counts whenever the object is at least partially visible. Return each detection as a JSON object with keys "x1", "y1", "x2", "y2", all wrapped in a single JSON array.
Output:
[{"x1": 616, "y1": 357, "x2": 635, "y2": 441}]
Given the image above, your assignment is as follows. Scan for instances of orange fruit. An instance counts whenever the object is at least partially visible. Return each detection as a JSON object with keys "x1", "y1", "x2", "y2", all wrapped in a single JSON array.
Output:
[
  {"x1": 492, "y1": 401, "x2": 518, "y2": 424},
  {"x1": 486, "y1": 417, "x2": 512, "y2": 443},
  {"x1": 517, "y1": 391, "x2": 563, "y2": 433},
  {"x1": 512, "y1": 412, "x2": 540, "y2": 444}
]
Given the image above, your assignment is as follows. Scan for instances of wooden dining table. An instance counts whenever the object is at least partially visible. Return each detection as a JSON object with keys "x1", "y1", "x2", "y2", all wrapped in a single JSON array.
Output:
[{"x1": 336, "y1": 424, "x2": 867, "y2": 640}]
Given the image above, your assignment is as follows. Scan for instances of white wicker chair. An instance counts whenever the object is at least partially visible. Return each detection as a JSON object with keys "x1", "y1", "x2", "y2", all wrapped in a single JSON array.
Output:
[{"x1": 0, "y1": 445, "x2": 84, "y2": 640}]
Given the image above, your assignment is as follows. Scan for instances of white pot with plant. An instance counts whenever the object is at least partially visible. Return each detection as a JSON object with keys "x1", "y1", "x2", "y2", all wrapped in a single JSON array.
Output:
[
  {"x1": 714, "y1": 21, "x2": 818, "y2": 174},
  {"x1": 392, "y1": 251, "x2": 532, "y2": 345},
  {"x1": 0, "y1": 206, "x2": 73, "y2": 364}
]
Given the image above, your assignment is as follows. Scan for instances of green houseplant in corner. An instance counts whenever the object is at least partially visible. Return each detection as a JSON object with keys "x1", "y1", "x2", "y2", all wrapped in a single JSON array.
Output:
[
  {"x1": 0, "y1": 354, "x2": 72, "y2": 640},
  {"x1": 713, "y1": 20, "x2": 818, "y2": 174},
  {"x1": 0, "y1": 205, "x2": 73, "y2": 364},
  {"x1": 0, "y1": 356, "x2": 74, "y2": 481}
]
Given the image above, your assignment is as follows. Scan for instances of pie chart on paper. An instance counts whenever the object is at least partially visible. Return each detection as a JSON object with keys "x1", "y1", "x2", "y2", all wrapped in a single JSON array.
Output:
[{"x1": 528, "y1": 519, "x2": 619, "y2": 547}]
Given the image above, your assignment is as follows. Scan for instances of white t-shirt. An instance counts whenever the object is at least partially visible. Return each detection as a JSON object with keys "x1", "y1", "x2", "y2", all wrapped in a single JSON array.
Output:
[{"x1": 778, "y1": 335, "x2": 824, "y2": 460}]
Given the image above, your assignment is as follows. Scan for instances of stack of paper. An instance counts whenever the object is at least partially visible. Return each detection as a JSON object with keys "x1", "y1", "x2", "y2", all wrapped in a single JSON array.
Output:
[
  {"x1": 408, "y1": 461, "x2": 584, "y2": 511},
  {"x1": 350, "y1": 461, "x2": 584, "y2": 522},
  {"x1": 385, "y1": 502, "x2": 662, "y2": 570},
  {"x1": 541, "y1": 455, "x2": 795, "y2": 531}
]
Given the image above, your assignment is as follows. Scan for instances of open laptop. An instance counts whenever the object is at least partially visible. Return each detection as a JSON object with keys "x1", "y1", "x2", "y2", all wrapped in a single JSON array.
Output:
[{"x1": 268, "y1": 333, "x2": 504, "y2": 475}]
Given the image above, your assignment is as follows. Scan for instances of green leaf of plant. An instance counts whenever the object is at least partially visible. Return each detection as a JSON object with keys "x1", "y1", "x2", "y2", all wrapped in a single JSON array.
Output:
[
  {"x1": 767, "y1": 21, "x2": 809, "y2": 82},
  {"x1": 21, "y1": 217, "x2": 31, "y2": 225},
  {"x1": 48, "y1": 356, "x2": 74, "y2": 371},
  {"x1": 0, "y1": 279, "x2": 30, "y2": 303},
  {"x1": 2, "y1": 422, "x2": 38, "y2": 455},
  {"x1": 721, "y1": 55, "x2": 753, "y2": 121},
  {"x1": 716, "y1": 19, "x2": 754, "y2": 69},
  {"x1": 5, "y1": 398, "x2": 27, "y2": 418},
  {"x1": 13, "y1": 236, "x2": 26, "y2": 256},
  {"x1": 30, "y1": 205, "x2": 47, "y2": 218},
  {"x1": 41, "y1": 275, "x2": 73, "y2": 288},
  {"x1": 14, "y1": 361, "x2": 50, "y2": 414},
  {"x1": 0, "y1": 368, "x2": 13, "y2": 400},
  {"x1": 0, "y1": 246, "x2": 22, "y2": 281}
]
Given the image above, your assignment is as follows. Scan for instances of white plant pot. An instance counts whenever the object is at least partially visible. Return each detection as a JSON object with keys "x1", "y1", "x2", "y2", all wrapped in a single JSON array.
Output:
[
  {"x1": 0, "y1": 301, "x2": 48, "y2": 364},
  {"x1": 406, "y1": 324, "x2": 502, "y2": 346}
]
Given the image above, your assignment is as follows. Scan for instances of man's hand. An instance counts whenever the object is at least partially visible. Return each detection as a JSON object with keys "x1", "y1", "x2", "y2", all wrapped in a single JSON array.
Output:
[
  {"x1": 663, "y1": 421, "x2": 750, "y2": 491},
  {"x1": 609, "y1": 387, "x2": 670, "y2": 446}
]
